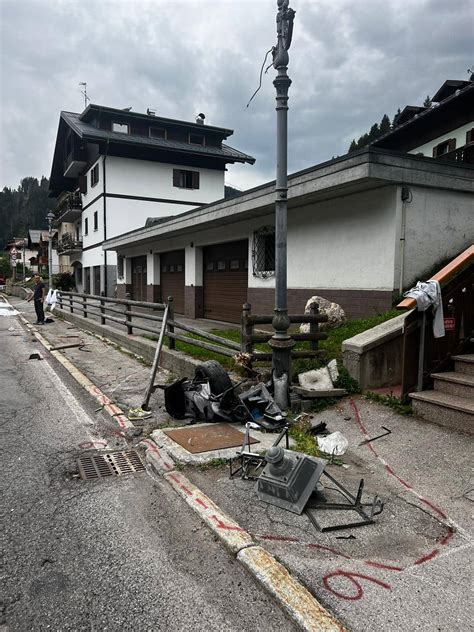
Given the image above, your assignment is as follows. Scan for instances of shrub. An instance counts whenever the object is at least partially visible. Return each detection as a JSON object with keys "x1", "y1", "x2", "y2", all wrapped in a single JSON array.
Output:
[{"x1": 52, "y1": 272, "x2": 75, "y2": 291}]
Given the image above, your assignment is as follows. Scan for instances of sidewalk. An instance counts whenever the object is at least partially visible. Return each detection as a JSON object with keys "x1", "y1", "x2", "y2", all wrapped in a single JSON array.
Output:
[{"x1": 10, "y1": 295, "x2": 473, "y2": 631}]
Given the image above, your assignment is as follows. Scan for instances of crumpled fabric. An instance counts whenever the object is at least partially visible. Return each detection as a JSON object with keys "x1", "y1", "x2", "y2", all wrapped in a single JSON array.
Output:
[{"x1": 404, "y1": 279, "x2": 445, "y2": 338}]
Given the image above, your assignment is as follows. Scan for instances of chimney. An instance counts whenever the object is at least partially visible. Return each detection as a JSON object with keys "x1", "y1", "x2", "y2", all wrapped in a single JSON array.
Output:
[
  {"x1": 147, "y1": 108, "x2": 156, "y2": 116},
  {"x1": 196, "y1": 112, "x2": 205, "y2": 125}
]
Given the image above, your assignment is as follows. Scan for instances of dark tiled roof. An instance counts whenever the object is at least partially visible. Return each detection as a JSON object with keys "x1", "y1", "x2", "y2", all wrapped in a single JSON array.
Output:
[{"x1": 61, "y1": 111, "x2": 255, "y2": 164}]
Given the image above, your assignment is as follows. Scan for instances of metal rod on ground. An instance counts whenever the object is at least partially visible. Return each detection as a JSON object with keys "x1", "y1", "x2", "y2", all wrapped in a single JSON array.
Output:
[{"x1": 142, "y1": 303, "x2": 169, "y2": 411}]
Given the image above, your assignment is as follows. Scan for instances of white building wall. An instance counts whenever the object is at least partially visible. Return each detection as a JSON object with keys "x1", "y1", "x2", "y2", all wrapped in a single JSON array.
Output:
[
  {"x1": 105, "y1": 156, "x2": 224, "y2": 203},
  {"x1": 401, "y1": 186, "x2": 474, "y2": 287},
  {"x1": 115, "y1": 187, "x2": 400, "y2": 292},
  {"x1": 410, "y1": 121, "x2": 473, "y2": 156}
]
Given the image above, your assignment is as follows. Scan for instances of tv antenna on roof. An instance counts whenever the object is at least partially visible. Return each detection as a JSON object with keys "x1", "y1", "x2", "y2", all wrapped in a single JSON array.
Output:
[{"x1": 79, "y1": 82, "x2": 90, "y2": 109}]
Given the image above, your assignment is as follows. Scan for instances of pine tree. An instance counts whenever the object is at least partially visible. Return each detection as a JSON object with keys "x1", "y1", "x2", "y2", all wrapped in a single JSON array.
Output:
[
  {"x1": 423, "y1": 95, "x2": 432, "y2": 107},
  {"x1": 379, "y1": 114, "x2": 391, "y2": 135}
]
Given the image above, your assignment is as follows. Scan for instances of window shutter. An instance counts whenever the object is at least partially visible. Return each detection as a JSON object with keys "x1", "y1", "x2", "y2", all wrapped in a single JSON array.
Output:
[
  {"x1": 466, "y1": 129, "x2": 474, "y2": 144},
  {"x1": 447, "y1": 138, "x2": 456, "y2": 152},
  {"x1": 79, "y1": 175, "x2": 87, "y2": 194},
  {"x1": 432, "y1": 145, "x2": 438, "y2": 158},
  {"x1": 173, "y1": 169, "x2": 180, "y2": 187},
  {"x1": 192, "y1": 171, "x2": 200, "y2": 189}
]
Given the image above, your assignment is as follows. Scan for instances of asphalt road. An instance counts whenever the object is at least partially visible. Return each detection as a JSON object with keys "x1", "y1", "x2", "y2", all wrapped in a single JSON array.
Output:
[{"x1": 0, "y1": 310, "x2": 295, "y2": 631}]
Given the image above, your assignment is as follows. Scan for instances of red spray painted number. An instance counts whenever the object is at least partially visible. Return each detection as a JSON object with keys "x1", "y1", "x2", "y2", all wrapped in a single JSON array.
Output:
[{"x1": 323, "y1": 570, "x2": 391, "y2": 601}]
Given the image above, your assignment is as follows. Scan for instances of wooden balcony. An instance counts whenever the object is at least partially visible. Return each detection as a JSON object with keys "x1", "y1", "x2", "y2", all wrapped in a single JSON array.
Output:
[
  {"x1": 55, "y1": 192, "x2": 83, "y2": 223},
  {"x1": 436, "y1": 142, "x2": 474, "y2": 166},
  {"x1": 57, "y1": 232, "x2": 83, "y2": 255}
]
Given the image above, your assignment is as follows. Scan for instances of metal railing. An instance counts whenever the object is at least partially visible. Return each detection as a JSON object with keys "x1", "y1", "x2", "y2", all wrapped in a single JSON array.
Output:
[{"x1": 57, "y1": 233, "x2": 83, "y2": 255}]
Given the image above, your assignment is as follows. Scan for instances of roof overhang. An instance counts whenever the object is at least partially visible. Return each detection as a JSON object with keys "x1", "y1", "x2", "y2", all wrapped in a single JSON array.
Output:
[{"x1": 103, "y1": 148, "x2": 474, "y2": 252}]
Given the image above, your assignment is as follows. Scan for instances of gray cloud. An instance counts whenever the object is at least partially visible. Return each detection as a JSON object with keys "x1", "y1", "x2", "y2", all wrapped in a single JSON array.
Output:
[{"x1": 1, "y1": 0, "x2": 472, "y2": 191}]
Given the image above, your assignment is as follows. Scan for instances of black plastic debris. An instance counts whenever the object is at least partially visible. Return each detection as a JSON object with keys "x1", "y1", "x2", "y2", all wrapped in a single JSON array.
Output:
[{"x1": 239, "y1": 383, "x2": 287, "y2": 430}]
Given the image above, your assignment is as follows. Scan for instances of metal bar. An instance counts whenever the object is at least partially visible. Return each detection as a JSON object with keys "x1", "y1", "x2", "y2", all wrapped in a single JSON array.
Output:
[
  {"x1": 142, "y1": 304, "x2": 169, "y2": 410},
  {"x1": 358, "y1": 426, "x2": 392, "y2": 446},
  {"x1": 169, "y1": 333, "x2": 236, "y2": 358},
  {"x1": 252, "y1": 350, "x2": 325, "y2": 360},
  {"x1": 417, "y1": 311, "x2": 426, "y2": 391},
  {"x1": 246, "y1": 332, "x2": 327, "y2": 343},
  {"x1": 247, "y1": 313, "x2": 327, "y2": 325},
  {"x1": 167, "y1": 296, "x2": 175, "y2": 350},
  {"x1": 172, "y1": 320, "x2": 241, "y2": 350},
  {"x1": 58, "y1": 291, "x2": 167, "y2": 310}
]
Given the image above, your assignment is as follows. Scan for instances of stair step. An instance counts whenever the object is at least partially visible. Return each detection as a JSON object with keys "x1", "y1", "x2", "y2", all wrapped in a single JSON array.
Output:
[
  {"x1": 410, "y1": 391, "x2": 474, "y2": 433},
  {"x1": 431, "y1": 371, "x2": 474, "y2": 398},
  {"x1": 451, "y1": 354, "x2": 474, "y2": 376}
]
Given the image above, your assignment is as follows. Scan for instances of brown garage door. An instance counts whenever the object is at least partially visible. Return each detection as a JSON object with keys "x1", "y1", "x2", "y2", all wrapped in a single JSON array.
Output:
[
  {"x1": 160, "y1": 250, "x2": 185, "y2": 314},
  {"x1": 131, "y1": 256, "x2": 147, "y2": 302},
  {"x1": 203, "y1": 240, "x2": 248, "y2": 323}
]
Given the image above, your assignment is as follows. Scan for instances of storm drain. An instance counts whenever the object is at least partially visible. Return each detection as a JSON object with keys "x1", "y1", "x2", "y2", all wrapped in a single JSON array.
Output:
[{"x1": 77, "y1": 450, "x2": 146, "y2": 480}]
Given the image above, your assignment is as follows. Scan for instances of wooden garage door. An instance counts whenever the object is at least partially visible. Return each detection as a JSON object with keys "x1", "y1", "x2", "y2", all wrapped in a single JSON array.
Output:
[
  {"x1": 160, "y1": 250, "x2": 185, "y2": 314},
  {"x1": 203, "y1": 240, "x2": 248, "y2": 323},
  {"x1": 131, "y1": 256, "x2": 147, "y2": 302}
]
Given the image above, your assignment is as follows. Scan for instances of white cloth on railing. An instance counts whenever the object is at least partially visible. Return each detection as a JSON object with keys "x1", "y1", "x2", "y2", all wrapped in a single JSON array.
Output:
[
  {"x1": 404, "y1": 279, "x2": 445, "y2": 338},
  {"x1": 45, "y1": 289, "x2": 59, "y2": 311}
]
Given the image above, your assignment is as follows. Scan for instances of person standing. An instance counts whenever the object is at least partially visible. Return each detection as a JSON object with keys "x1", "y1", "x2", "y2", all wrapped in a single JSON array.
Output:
[{"x1": 28, "y1": 275, "x2": 45, "y2": 324}]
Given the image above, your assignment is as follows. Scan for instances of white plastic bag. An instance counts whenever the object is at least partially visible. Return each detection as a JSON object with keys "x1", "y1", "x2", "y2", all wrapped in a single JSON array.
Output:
[{"x1": 317, "y1": 431, "x2": 348, "y2": 456}]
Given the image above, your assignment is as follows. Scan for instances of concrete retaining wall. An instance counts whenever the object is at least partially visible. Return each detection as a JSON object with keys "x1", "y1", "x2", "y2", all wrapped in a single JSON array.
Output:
[
  {"x1": 342, "y1": 312, "x2": 411, "y2": 389},
  {"x1": 6, "y1": 285, "x2": 33, "y2": 299}
]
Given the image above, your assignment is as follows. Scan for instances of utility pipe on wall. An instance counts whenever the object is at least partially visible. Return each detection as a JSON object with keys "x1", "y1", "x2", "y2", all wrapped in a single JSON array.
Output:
[{"x1": 398, "y1": 186, "x2": 412, "y2": 295}]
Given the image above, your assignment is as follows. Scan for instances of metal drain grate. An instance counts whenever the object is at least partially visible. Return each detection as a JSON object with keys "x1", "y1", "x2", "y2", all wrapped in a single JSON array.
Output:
[{"x1": 77, "y1": 450, "x2": 146, "y2": 480}]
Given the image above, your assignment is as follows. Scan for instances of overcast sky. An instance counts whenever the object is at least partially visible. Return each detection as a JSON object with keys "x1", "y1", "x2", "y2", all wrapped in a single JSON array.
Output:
[{"x1": 1, "y1": 0, "x2": 472, "y2": 192}]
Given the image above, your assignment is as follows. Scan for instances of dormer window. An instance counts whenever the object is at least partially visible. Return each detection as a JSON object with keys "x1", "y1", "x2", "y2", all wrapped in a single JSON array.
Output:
[
  {"x1": 112, "y1": 122, "x2": 129, "y2": 134},
  {"x1": 189, "y1": 133, "x2": 205, "y2": 146},
  {"x1": 149, "y1": 127, "x2": 167, "y2": 139}
]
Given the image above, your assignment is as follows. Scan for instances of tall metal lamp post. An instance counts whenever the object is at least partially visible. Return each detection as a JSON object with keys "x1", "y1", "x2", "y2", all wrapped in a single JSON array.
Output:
[
  {"x1": 46, "y1": 210, "x2": 55, "y2": 287},
  {"x1": 269, "y1": 0, "x2": 296, "y2": 409}
]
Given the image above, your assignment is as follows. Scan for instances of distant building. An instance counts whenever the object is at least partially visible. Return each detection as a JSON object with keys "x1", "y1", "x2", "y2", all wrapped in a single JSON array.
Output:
[
  {"x1": 48, "y1": 105, "x2": 254, "y2": 296},
  {"x1": 27, "y1": 230, "x2": 60, "y2": 275}
]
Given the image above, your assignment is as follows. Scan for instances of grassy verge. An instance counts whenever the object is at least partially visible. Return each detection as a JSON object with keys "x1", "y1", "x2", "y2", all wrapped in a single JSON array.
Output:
[{"x1": 365, "y1": 391, "x2": 412, "y2": 415}]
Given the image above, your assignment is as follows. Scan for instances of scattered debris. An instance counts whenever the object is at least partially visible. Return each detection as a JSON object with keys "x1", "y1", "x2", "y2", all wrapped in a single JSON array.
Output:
[
  {"x1": 317, "y1": 431, "x2": 348, "y2": 456},
  {"x1": 305, "y1": 472, "x2": 384, "y2": 532},
  {"x1": 358, "y1": 426, "x2": 392, "y2": 446},
  {"x1": 49, "y1": 342, "x2": 87, "y2": 351},
  {"x1": 256, "y1": 446, "x2": 326, "y2": 514},
  {"x1": 239, "y1": 383, "x2": 287, "y2": 430},
  {"x1": 294, "y1": 360, "x2": 346, "y2": 398},
  {"x1": 309, "y1": 422, "x2": 327, "y2": 435},
  {"x1": 28, "y1": 352, "x2": 42, "y2": 360},
  {"x1": 165, "y1": 422, "x2": 258, "y2": 455},
  {"x1": 229, "y1": 423, "x2": 290, "y2": 480}
]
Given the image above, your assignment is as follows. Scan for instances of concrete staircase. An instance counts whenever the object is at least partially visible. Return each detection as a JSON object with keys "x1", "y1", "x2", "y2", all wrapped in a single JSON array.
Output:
[{"x1": 410, "y1": 354, "x2": 474, "y2": 434}]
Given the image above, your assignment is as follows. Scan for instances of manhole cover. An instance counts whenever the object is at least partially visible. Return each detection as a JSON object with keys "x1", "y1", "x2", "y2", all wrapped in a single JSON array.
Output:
[
  {"x1": 77, "y1": 450, "x2": 146, "y2": 480},
  {"x1": 164, "y1": 423, "x2": 259, "y2": 454}
]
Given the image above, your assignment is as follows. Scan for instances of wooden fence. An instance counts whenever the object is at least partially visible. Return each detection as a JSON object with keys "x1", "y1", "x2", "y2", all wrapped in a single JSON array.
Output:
[{"x1": 57, "y1": 291, "x2": 328, "y2": 364}]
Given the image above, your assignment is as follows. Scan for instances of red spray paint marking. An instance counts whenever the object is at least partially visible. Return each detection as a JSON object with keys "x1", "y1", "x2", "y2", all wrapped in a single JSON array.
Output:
[
  {"x1": 323, "y1": 570, "x2": 391, "y2": 601},
  {"x1": 439, "y1": 528, "x2": 455, "y2": 545},
  {"x1": 415, "y1": 549, "x2": 440, "y2": 565},
  {"x1": 420, "y1": 498, "x2": 447, "y2": 520},
  {"x1": 78, "y1": 440, "x2": 107, "y2": 450},
  {"x1": 364, "y1": 561, "x2": 403, "y2": 572},
  {"x1": 260, "y1": 534, "x2": 300, "y2": 543},
  {"x1": 195, "y1": 498, "x2": 209, "y2": 509},
  {"x1": 168, "y1": 474, "x2": 193, "y2": 496},
  {"x1": 211, "y1": 515, "x2": 244, "y2": 532}
]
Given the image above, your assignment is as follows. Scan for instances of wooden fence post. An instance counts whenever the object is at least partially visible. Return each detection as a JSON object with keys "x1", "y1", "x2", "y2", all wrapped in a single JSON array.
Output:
[
  {"x1": 58, "y1": 292, "x2": 63, "y2": 311},
  {"x1": 83, "y1": 294, "x2": 88, "y2": 319},
  {"x1": 241, "y1": 303, "x2": 253, "y2": 354},
  {"x1": 69, "y1": 294, "x2": 73, "y2": 314},
  {"x1": 309, "y1": 302, "x2": 319, "y2": 351},
  {"x1": 167, "y1": 296, "x2": 175, "y2": 349},
  {"x1": 125, "y1": 292, "x2": 133, "y2": 335},
  {"x1": 100, "y1": 291, "x2": 105, "y2": 325}
]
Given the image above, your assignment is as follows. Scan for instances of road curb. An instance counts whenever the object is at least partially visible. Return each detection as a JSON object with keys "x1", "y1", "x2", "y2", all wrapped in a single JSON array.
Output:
[
  {"x1": 160, "y1": 467, "x2": 345, "y2": 631},
  {"x1": 14, "y1": 308, "x2": 134, "y2": 430}
]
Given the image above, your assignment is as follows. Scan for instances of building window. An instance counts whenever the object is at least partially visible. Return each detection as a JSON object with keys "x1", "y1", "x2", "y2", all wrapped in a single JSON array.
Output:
[
  {"x1": 93, "y1": 211, "x2": 98, "y2": 231},
  {"x1": 84, "y1": 217, "x2": 89, "y2": 235},
  {"x1": 91, "y1": 163, "x2": 99, "y2": 187},
  {"x1": 466, "y1": 128, "x2": 474, "y2": 144},
  {"x1": 189, "y1": 133, "x2": 205, "y2": 146},
  {"x1": 149, "y1": 127, "x2": 167, "y2": 139},
  {"x1": 217, "y1": 261, "x2": 226, "y2": 271},
  {"x1": 112, "y1": 122, "x2": 129, "y2": 134},
  {"x1": 252, "y1": 226, "x2": 275, "y2": 279},
  {"x1": 173, "y1": 169, "x2": 200, "y2": 190},
  {"x1": 117, "y1": 255, "x2": 124, "y2": 279},
  {"x1": 432, "y1": 138, "x2": 456, "y2": 157}
]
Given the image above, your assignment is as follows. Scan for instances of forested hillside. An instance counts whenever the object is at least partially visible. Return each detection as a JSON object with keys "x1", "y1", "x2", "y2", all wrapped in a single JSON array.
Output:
[{"x1": 0, "y1": 177, "x2": 55, "y2": 248}]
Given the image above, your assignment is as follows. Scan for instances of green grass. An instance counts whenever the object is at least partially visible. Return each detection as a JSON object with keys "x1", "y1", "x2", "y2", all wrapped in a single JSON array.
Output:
[
  {"x1": 142, "y1": 309, "x2": 399, "y2": 378},
  {"x1": 365, "y1": 391, "x2": 412, "y2": 415}
]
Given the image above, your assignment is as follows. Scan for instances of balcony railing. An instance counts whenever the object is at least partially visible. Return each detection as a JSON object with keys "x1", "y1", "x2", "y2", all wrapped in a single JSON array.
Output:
[
  {"x1": 55, "y1": 192, "x2": 83, "y2": 223},
  {"x1": 436, "y1": 142, "x2": 474, "y2": 166},
  {"x1": 57, "y1": 232, "x2": 83, "y2": 255}
]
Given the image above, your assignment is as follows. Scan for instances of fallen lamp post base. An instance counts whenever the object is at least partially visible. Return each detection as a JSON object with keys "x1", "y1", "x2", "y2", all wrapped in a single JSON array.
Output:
[
  {"x1": 304, "y1": 471, "x2": 384, "y2": 533},
  {"x1": 229, "y1": 424, "x2": 290, "y2": 480}
]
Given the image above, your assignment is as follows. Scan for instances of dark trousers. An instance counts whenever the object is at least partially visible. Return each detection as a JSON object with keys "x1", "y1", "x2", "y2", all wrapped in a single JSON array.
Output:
[{"x1": 34, "y1": 299, "x2": 45, "y2": 323}]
